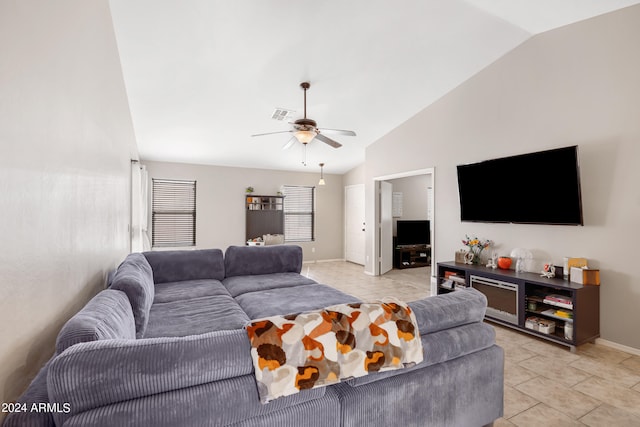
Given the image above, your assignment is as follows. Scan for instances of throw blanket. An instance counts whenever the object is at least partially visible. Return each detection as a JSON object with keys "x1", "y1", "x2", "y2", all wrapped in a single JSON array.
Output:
[{"x1": 246, "y1": 298, "x2": 423, "y2": 403}]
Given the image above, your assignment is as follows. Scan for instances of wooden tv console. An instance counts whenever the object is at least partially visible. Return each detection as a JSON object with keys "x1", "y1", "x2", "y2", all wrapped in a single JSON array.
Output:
[{"x1": 437, "y1": 261, "x2": 600, "y2": 352}]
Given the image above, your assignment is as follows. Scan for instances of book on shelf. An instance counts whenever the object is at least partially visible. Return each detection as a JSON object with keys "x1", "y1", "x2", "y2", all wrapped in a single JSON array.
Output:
[
  {"x1": 541, "y1": 308, "x2": 573, "y2": 322},
  {"x1": 443, "y1": 271, "x2": 465, "y2": 282},
  {"x1": 449, "y1": 275, "x2": 466, "y2": 284},
  {"x1": 441, "y1": 279, "x2": 454, "y2": 289},
  {"x1": 543, "y1": 294, "x2": 573, "y2": 309}
]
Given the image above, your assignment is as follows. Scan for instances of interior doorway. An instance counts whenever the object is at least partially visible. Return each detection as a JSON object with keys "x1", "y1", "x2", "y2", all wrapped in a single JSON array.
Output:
[
  {"x1": 344, "y1": 184, "x2": 365, "y2": 265},
  {"x1": 373, "y1": 168, "x2": 435, "y2": 287}
]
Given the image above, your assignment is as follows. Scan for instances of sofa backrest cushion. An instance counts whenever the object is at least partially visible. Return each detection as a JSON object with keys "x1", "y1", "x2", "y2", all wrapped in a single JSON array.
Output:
[
  {"x1": 109, "y1": 253, "x2": 155, "y2": 338},
  {"x1": 56, "y1": 289, "x2": 136, "y2": 354},
  {"x1": 143, "y1": 249, "x2": 225, "y2": 283},
  {"x1": 224, "y1": 245, "x2": 303, "y2": 277},
  {"x1": 47, "y1": 329, "x2": 327, "y2": 427},
  {"x1": 48, "y1": 329, "x2": 251, "y2": 425}
]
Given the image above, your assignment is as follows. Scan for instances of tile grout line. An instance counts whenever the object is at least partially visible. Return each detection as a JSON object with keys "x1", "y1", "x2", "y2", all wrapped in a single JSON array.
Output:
[{"x1": 577, "y1": 403, "x2": 604, "y2": 424}]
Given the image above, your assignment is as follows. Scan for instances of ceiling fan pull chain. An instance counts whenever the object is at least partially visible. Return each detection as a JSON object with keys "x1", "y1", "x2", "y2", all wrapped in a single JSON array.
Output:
[{"x1": 302, "y1": 143, "x2": 307, "y2": 166}]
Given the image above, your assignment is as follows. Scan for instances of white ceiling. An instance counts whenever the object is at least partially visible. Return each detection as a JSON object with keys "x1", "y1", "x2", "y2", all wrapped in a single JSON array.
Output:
[{"x1": 109, "y1": 0, "x2": 639, "y2": 174}]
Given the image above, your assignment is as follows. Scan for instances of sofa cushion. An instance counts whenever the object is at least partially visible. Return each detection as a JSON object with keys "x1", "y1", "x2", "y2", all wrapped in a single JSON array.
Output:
[
  {"x1": 56, "y1": 289, "x2": 136, "y2": 354},
  {"x1": 235, "y1": 283, "x2": 359, "y2": 319},
  {"x1": 407, "y1": 287, "x2": 487, "y2": 335},
  {"x1": 109, "y1": 253, "x2": 155, "y2": 338},
  {"x1": 222, "y1": 272, "x2": 316, "y2": 298},
  {"x1": 153, "y1": 279, "x2": 231, "y2": 303},
  {"x1": 224, "y1": 245, "x2": 303, "y2": 278},
  {"x1": 143, "y1": 248, "x2": 225, "y2": 283},
  {"x1": 144, "y1": 295, "x2": 250, "y2": 338}
]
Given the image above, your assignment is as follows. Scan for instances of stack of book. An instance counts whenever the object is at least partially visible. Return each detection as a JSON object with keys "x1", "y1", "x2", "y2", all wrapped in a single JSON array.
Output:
[
  {"x1": 449, "y1": 275, "x2": 466, "y2": 290},
  {"x1": 543, "y1": 294, "x2": 573, "y2": 310}
]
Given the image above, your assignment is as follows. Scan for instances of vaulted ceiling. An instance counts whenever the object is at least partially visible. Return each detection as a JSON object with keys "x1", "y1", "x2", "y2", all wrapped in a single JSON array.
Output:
[{"x1": 109, "y1": 0, "x2": 640, "y2": 174}]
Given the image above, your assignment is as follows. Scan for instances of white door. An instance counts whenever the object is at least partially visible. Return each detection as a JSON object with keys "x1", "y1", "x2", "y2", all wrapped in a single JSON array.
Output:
[
  {"x1": 345, "y1": 185, "x2": 365, "y2": 265},
  {"x1": 379, "y1": 181, "x2": 393, "y2": 274}
]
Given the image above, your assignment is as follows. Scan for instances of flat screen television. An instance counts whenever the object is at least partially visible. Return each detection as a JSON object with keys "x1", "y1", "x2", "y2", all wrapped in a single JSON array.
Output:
[
  {"x1": 457, "y1": 146, "x2": 583, "y2": 225},
  {"x1": 396, "y1": 220, "x2": 431, "y2": 246}
]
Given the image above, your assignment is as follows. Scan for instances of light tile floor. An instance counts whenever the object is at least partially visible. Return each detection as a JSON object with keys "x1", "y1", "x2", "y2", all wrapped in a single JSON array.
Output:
[{"x1": 303, "y1": 261, "x2": 640, "y2": 427}]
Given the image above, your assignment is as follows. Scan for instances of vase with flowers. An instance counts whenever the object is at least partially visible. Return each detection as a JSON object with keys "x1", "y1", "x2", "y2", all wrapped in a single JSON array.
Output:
[{"x1": 461, "y1": 235, "x2": 492, "y2": 265}]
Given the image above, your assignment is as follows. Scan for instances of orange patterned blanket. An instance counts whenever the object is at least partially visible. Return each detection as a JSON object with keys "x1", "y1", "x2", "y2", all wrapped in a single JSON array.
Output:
[{"x1": 246, "y1": 298, "x2": 423, "y2": 403}]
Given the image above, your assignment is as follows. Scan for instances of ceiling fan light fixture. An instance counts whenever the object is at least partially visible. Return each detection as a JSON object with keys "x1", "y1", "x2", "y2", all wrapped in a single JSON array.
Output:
[
  {"x1": 295, "y1": 130, "x2": 316, "y2": 144},
  {"x1": 318, "y1": 162, "x2": 326, "y2": 186}
]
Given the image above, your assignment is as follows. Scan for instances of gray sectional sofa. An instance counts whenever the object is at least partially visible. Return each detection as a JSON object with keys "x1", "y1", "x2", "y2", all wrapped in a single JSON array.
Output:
[{"x1": 4, "y1": 245, "x2": 503, "y2": 427}]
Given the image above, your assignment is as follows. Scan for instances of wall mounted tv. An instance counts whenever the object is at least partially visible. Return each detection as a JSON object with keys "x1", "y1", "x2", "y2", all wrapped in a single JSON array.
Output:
[
  {"x1": 396, "y1": 220, "x2": 431, "y2": 246},
  {"x1": 457, "y1": 146, "x2": 583, "y2": 225}
]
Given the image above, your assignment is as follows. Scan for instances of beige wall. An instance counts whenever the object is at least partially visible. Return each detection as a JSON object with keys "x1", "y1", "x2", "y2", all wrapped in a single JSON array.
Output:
[
  {"x1": 364, "y1": 6, "x2": 640, "y2": 349},
  {"x1": 0, "y1": 0, "x2": 138, "y2": 410},
  {"x1": 343, "y1": 163, "x2": 365, "y2": 187},
  {"x1": 389, "y1": 175, "x2": 431, "y2": 235},
  {"x1": 143, "y1": 161, "x2": 345, "y2": 261}
]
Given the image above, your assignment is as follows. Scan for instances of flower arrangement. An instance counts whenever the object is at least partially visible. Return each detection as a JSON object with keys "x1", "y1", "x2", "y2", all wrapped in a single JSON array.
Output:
[{"x1": 461, "y1": 235, "x2": 492, "y2": 264}]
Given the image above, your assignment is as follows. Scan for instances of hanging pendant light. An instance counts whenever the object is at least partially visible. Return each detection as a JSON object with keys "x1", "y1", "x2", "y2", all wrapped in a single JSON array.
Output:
[{"x1": 318, "y1": 163, "x2": 326, "y2": 186}]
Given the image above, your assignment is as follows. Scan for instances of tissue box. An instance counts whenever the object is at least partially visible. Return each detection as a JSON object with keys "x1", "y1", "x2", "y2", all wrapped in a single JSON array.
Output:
[{"x1": 570, "y1": 267, "x2": 600, "y2": 285}]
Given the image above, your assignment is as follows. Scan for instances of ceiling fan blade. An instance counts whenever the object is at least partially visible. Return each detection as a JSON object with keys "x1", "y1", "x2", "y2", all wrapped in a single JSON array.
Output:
[
  {"x1": 251, "y1": 130, "x2": 293, "y2": 137},
  {"x1": 315, "y1": 133, "x2": 342, "y2": 149},
  {"x1": 282, "y1": 136, "x2": 297, "y2": 150},
  {"x1": 317, "y1": 128, "x2": 356, "y2": 137}
]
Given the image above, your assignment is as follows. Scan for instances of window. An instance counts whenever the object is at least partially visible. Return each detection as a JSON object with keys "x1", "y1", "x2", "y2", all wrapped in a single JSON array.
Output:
[
  {"x1": 152, "y1": 179, "x2": 196, "y2": 247},
  {"x1": 283, "y1": 185, "x2": 315, "y2": 242}
]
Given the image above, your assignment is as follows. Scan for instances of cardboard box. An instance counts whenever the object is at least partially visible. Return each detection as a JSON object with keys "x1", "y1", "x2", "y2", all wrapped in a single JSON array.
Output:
[
  {"x1": 525, "y1": 317, "x2": 540, "y2": 331},
  {"x1": 538, "y1": 319, "x2": 556, "y2": 334},
  {"x1": 455, "y1": 250, "x2": 467, "y2": 264},
  {"x1": 570, "y1": 267, "x2": 600, "y2": 285}
]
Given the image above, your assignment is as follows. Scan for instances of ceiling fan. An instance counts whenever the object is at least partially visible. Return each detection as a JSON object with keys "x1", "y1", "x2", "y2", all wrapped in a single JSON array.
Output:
[{"x1": 251, "y1": 82, "x2": 356, "y2": 152}]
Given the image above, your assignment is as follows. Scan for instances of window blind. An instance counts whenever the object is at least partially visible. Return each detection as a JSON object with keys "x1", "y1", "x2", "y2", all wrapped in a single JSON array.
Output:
[
  {"x1": 152, "y1": 179, "x2": 196, "y2": 247},
  {"x1": 283, "y1": 185, "x2": 315, "y2": 242}
]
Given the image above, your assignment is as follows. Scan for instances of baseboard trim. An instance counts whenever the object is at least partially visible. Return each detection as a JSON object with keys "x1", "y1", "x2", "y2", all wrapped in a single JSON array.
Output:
[
  {"x1": 302, "y1": 258, "x2": 345, "y2": 264},
  {"x1": 595, "y1": 338, "x2": 640, "y2": 356}
]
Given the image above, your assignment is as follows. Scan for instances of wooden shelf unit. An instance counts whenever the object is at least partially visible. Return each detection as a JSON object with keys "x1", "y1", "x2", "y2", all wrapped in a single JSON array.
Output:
[
  {"x1": 437, "y1": 261, "x2": 600, "y2": 352},
  {"x1": 394, "y1": 244, "x2": 431, "y2": 269},
  {"x1": 245, "y1": 195, "x2": 284, "y2": 242}
]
